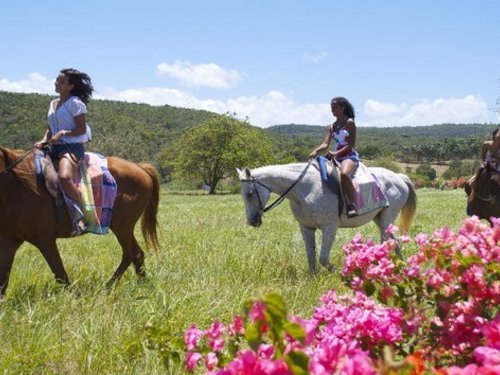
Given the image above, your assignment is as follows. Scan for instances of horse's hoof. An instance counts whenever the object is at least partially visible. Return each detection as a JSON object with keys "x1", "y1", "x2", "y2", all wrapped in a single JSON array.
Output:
[{"x1": 324, "y1": 264, "x2": 336, "y2": 273}]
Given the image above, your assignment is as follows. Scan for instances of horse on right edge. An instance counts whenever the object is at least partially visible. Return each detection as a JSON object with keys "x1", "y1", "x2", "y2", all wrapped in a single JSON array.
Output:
[{"x1": 465, "y1": 165, "x2": 500, "y2": 224}]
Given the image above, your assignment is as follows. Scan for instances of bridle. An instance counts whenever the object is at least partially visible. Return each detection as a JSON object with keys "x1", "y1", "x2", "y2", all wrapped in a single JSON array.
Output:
[
  {"x1": 0, "y1": 147, "x2": 35, "y2": 174},
  {"x1": 240, "y1": 159, "x2": 312, "y2": 214}
]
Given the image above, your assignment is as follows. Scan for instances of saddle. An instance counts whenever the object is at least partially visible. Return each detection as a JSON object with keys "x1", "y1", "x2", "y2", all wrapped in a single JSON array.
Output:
[
  {"x1": 34, "y1": 149, "x2": 118, "y2": 235},
  {"x1": 34, "y1": 149, "x2": 62, "y2": 202},
  {"x1": 316, "y1": 156, "x2": 389, "y2": 216}
]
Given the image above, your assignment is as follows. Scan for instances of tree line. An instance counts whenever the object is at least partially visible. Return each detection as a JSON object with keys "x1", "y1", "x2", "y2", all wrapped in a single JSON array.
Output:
[{"x1": 1, "y1": 91, "x2": 498, "y2": 192}]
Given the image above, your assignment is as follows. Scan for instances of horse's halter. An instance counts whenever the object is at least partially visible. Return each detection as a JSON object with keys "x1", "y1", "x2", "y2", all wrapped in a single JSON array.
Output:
[
  {"x1": 241, "y1": 178, "x2": 272, "y2": 215},
  {"x1": 240, "y1": 159, "x2": 313, "y2": 214}
]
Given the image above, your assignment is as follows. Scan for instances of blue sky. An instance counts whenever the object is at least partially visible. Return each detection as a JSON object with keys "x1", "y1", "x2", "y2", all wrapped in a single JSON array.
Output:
[{"x1": 1, "y1": 0, "x2": 499, "y2": 127}]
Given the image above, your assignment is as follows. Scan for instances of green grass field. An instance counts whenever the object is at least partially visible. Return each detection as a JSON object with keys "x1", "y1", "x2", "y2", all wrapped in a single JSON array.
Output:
[{"x1": 0, "y1": 188, "x2": 469, "y2": 374}]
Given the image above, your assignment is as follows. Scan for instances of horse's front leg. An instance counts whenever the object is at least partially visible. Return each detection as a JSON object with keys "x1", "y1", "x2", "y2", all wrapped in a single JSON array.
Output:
[
  {"x1": 299, "y1": 224, "x2": 317, "y2": 274},
  {"x1": 33, "y1": 238, "x2": 70, "y2": 286},
  {"x1": 0, "y1": 237, "x2": 23, "y2": 298},
  {"x1": 319, "y1": 224, "x2": 336, "y2": 272}
]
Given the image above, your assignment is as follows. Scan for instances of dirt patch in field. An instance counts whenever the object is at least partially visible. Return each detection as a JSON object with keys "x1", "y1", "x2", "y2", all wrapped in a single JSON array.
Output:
[{"x1": 398, "y1": 162, "x2": 450, "y2": 178}]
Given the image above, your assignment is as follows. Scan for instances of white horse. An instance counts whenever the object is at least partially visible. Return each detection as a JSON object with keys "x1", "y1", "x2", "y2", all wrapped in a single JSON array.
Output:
[{"x1": 237, "y1": 162, "x2": 417, "y2": 273}]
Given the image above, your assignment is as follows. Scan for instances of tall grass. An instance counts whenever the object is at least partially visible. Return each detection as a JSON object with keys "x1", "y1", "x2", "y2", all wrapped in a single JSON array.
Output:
[{"x1": 0, "y1": 188, "x2": 468, "y2": 374}]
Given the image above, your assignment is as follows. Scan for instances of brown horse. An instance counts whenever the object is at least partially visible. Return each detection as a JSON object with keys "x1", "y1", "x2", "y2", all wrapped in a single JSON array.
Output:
[
  {"x1": 0, "y1": 146, "x2": 160, "y2": 298},
  {"x1": 465, "y1": 165, "x2": 500, "y2": 224}
]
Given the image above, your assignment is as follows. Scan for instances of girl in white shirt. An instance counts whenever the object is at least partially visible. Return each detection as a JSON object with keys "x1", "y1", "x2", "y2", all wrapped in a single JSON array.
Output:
[{"x1": 35, "y1": 68, "x2": 93, "y2": 234}]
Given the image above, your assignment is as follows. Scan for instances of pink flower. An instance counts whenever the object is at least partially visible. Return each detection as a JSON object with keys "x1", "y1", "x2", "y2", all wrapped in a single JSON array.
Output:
[
  {"x1": 444, "y1": 364, "x2": 478, "y2": 375},
  {"x1": 385, "y1": 224, "x2": 399, "y2": 237},
  {"x1": 205, "y1": 352, "x2": 219, "y2": 371},
  {"x1": 249, "y1": 301, "x2": 267, "y2": 322},
  {"x1": 206, "y1": 321, "x2": 226, "y2": 352},
  {"x1": 474, "y1": 346, "x2": 500, "y2": 365},
  {"x1": 185, "y1": 351, "x2": 202, "y2": 372},
  {"x1": 482, "y1": 317, "x2": 500, "y2": 349},
  {"x1": 228, "y1": 315, "x2": 245, "y2": 336},
  {"x1": 400, "y1": 234, "x2": 411, "y2": 243},
  {"x1": 257, "y1": 344, "x2": 275, "y2": 359},
  {"x1": 415, "y1": 233, "x2": 429, "y2": 247},
  {"x1": 185, "y1": 324, "x2": 204, "y2": 351}
]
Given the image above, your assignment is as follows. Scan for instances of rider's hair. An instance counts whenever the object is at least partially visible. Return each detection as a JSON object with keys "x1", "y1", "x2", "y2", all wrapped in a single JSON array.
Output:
[
  {"x1": 331, "y1": 97, "x2": 355, "y2": 119},
  {"x1": 61, "y1": 68, "x2": 94, "y2": 104},
  {"x1": 492, "y1": 128, "x2": 500, "y2": 139}
]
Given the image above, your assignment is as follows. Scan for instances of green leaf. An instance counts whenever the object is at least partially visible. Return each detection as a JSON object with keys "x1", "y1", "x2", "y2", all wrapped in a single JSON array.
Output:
[
  {"x1": 284, "y1": 351, "x2": 309, "y2": 375},
  {"x1": 363, "y1": 281, "x2": 376, "y2": 296},
  {"x1": 244, "y1": 322, "x2": 261, "y2": 351},
  {"x1": 283, "y1": 322, "x2": 306, "y2": 344}
]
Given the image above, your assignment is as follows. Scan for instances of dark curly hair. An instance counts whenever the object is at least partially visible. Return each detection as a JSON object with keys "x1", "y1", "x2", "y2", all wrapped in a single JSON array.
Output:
[
  {"x1": 331, "y1": 96, "x2": 355, "y2": 119},
  {"x1": 61, "y1": 68, "x2": 94, "y2": 104},
  {"x1": 492, "y1": 128, "x2": 500, "y2": 139}
]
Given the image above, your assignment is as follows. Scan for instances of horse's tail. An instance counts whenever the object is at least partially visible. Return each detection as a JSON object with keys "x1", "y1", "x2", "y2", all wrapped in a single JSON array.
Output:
[
  {"x1": 398, "y1": 174, "x2": 417, "y2": 235},
  {"x1": 138, "y1": 163, "x2": 160, "y2": 250}
]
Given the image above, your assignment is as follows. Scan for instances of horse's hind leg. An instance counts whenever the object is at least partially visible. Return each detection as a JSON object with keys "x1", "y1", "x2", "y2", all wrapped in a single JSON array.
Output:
[
  {"x1": 0, "y1": 237, "x2": 23, "y2": 298},
  {"x1": 108, "y1": 228, "x2": 145, "y2": 287},
  {"x1": 319, "y1": 224, "x2": 336, "y2": 272},
  {"x1": 373, "y1": 212, "x2": 402, "y2": 258}
]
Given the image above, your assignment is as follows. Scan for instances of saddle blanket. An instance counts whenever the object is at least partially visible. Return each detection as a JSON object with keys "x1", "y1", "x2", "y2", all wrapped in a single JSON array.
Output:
[
  {"x1": 318, "y1": 156, "x2": 389, "y2": 216},
  {"x1": 63, "y1": 153, "x2": 117, "y2": 235}
]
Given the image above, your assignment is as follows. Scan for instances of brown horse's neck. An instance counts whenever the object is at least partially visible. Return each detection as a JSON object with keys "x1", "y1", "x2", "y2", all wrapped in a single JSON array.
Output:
[{"x1": 0, "y1": 148, "x2": 38, "y2": 193}]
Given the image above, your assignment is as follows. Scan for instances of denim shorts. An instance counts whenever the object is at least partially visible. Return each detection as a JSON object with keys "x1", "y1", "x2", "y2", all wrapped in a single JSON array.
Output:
[{"x1": 50, "y1": 143, "x2": 85, "y2": 161}]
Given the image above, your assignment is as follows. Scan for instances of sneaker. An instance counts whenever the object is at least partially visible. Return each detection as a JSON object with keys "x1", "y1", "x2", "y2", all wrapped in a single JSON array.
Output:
[
  {"x1": 346, "y1": 203, "x2": 358, "y2": 218},
  {"x1": 70, "y1": 220, "x2": 87, "y2": 236}
]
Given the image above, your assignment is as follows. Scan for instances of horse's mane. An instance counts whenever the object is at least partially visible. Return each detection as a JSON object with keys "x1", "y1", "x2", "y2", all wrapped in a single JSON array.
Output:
[
  {"x1": 0, "y1": 147, "x2": 38, "y2": 192},
  {"x1": 254, "y1": 162, "x2": 312, "y2": 174}
]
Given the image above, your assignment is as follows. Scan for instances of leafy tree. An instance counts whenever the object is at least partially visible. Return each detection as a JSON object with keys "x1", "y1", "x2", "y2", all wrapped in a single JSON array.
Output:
[
  {"x1": 415, "y1": 164, "x2": 437, "y2": 180},
  {"x1": 166, "y1": 115, "x2": 275, "y2": 194}
]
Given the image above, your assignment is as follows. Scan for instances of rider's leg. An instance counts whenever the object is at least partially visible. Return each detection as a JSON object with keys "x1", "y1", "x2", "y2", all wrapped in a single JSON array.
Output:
[
  {"x1": 58, "y1": 153, "x2": 81, "y2": 207},
  {"x1": 340, "y1": 159, "x2": 358, "y2": 216}
]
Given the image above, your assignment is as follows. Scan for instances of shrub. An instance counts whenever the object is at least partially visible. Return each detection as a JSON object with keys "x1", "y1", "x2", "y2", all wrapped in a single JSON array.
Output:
[
  {"x1": 149, "y1": 217, "x2": 500, "y2": 374},
  {"x1": 366, "y1": 157, "x2": 402, "y2": 173},
  {"x1": 415, "y1": 164, "x2": 437, "y2": 181}
]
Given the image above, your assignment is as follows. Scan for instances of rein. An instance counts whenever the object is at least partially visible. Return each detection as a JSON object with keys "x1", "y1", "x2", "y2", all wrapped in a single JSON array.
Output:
[
  {"x1": 242, "y1": 159, "x2": 313, "y2": 214},
  {"x1": 472, "y1": 168, "x2": 500, "y2": 203},
  {"x1": 0, "y1": 147, "x2": 35, "y2": 174}
]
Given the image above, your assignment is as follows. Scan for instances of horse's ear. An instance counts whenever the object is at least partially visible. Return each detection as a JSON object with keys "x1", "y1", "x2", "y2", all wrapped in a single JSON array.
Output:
[
  {"x1": 236, "y1": 168, "x2": 242, "y2": 176},
  {"x1": 244, "y1": 168, "x2": 251, "y2": 179}
]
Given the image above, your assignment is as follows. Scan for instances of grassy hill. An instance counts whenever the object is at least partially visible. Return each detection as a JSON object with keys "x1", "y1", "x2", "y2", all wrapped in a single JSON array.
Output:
[
  {"x1": 1, "y1": 91, "x2": 498, "y2": 175},
  {"x1": 0, "y1": 91, "x2": 217, "y2": 167}
]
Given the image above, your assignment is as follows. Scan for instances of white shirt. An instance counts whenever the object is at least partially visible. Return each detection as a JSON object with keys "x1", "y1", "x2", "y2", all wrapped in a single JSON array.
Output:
[{"x1": 47, "y1": 96, "x2": 92, "y2": 144}]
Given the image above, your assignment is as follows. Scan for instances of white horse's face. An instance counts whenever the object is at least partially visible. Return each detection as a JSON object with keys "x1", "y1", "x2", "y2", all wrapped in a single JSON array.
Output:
[{"x1": 237, "y1": 168, "x2": 270, "y2": 227}]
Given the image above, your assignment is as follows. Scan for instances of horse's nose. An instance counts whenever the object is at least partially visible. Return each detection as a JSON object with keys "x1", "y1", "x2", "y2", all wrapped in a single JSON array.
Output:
[{"x1": 248, "y1": 215, "x2": 262, "y2": 227}]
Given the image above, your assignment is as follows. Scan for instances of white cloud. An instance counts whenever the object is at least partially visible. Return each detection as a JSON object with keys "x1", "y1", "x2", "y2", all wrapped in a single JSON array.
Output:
[
  {"x1": 303, "y1": 51, "x2": 327, "y2": 63},
  {"x1": 157, "y1": 60, "x2": 241, "y2": 89},
  {"x1": 0, "y1": 73, "x2": 53, "y2": 94},
  {"x1": 362, "y1": 96, "x2": 491, "y2": 127},
  {"x1": 97, "y1": 86, "x2": 328, "y2": 127}
]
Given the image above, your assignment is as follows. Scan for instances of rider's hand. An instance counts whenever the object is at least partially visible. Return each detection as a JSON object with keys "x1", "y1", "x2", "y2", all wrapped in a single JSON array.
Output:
[{"x1": 325, "y1": 151, "x2": 335, "y2": 160}]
